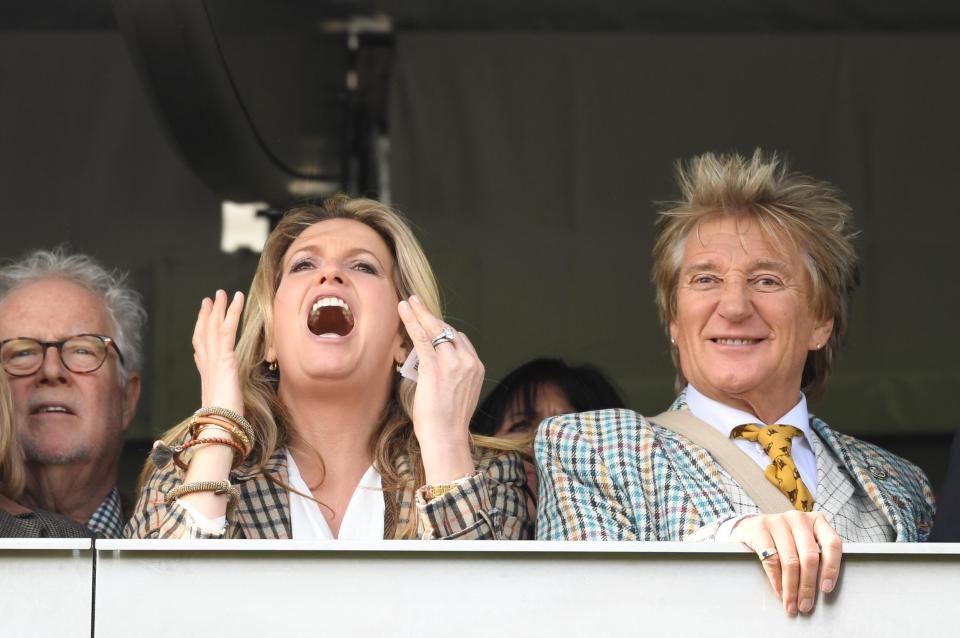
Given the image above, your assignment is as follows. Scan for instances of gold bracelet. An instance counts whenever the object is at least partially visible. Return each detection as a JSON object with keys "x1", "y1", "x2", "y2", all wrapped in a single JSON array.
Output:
[
  {"x1": 165, "y1": 480, "x2": 240, "y2": 506},
  {"x1": 422, "y1": 473, "x2": 476, "y2": 501},
  {"x1": 190, "y1": 416, "x2": 252, "y2": 453},
  {"x1": 193, "y1": 406, "x2": 254, "y2": 443},
  {"x1": 172, "y1": 437, "x2": 246, "y2": 471}
]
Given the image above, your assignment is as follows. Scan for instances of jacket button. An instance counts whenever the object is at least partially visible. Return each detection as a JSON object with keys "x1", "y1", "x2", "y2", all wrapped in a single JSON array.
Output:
[{"x1": 869, "y1": 465, "x2": 888, "y2": 479}]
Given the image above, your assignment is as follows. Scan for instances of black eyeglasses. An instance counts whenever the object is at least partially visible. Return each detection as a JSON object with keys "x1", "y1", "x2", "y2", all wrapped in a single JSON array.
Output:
[{"x1": 0, "y1": 334, "x2": 126, "y2": 377}]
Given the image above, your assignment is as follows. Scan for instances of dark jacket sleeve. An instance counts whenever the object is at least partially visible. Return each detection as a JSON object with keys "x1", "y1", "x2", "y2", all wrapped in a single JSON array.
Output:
[
  {"x1": 931, "y1": 428, "x2": 960, "y2": 542},
  {"x1": 0, "y1": 498, "x2": 93, "y2": 539}
]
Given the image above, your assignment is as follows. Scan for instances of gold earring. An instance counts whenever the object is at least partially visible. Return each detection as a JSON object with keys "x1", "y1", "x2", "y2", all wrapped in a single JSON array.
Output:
[{"x1": 268, "y1": 360, "x2": 278, "y2": 372}]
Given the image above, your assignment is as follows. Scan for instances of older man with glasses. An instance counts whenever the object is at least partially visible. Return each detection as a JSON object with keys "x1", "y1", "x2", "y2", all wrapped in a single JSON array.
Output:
[{"x1": 0, "y1": 249, "x2": 145, "y2": 537}]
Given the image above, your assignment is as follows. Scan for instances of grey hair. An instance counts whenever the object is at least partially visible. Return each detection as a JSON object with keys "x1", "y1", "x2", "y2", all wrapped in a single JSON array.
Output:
[{"x1": 0, "y1": 248, "x2": 146, "y2": 385}]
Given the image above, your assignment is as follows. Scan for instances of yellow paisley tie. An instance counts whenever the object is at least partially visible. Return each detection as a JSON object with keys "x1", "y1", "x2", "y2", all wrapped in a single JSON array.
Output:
[{"x1": 730, "y1": 424, "x2": 815, "y2": 512}]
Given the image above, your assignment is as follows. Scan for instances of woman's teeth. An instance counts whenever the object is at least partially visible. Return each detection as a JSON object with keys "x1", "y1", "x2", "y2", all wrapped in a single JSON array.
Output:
[
  {"x1": 714, "y1": 338, "x2": 759, "y2": 345},
  {"x1": 311, "y1": 296, "x2": 350, "y2": 314},
  {"x1": 308, "y1": 297, "x2": 355, "y2": 336}
]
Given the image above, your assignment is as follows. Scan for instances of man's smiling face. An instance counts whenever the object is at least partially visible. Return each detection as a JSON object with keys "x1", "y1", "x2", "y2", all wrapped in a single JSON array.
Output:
[{"x1": 669, "y1": 214, "x2": 834, "y2": 417}]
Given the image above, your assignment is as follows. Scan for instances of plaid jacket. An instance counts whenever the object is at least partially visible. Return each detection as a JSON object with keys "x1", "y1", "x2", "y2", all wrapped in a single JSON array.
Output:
[
  {"x1": 535, "y1": 404, "x2": 935, "y2": 542},
  {"x1": 125, "y1": 446, "x2": 532, "y2": 540}
]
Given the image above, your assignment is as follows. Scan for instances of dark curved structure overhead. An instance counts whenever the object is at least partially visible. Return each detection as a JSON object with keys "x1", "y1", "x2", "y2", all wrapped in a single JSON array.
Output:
[
  {"x1": 106, "y1": 0, "x2": 960, "y2": 205},
  {"x1": 113, "y1": 0, "x2": 350, "y2": 205}
]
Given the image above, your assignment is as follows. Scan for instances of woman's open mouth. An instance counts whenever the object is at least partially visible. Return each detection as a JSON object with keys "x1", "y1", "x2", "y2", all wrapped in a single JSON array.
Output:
[{"x1": 307, "y1": 296, "x2": 355, "y2": 337}]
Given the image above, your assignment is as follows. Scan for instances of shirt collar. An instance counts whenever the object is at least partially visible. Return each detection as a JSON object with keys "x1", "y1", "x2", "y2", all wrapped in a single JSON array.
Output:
[
  {"x1": 684, "y1": 384, "x2": 813, "y2": 439},
  {"x1": 86, "y1": 487, "x2": 124, "y2": 538}
]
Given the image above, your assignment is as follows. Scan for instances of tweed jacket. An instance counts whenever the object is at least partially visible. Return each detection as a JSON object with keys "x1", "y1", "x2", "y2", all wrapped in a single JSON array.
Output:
[
  {"x1": 0, "y1": 494, "x2": 93, "y2": 538},
  {"x1": 125, "y1": 445, "x2": 532, "y2": 540},
  {"x1": 535, "y1": 402, "x2": 935, "y2": 542}
]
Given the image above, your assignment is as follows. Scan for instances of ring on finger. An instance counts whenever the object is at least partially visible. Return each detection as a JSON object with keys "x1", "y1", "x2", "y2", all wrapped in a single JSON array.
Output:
[
  {"x1": 430, "y1": 326, "x2": 457, "y2": 349},
  {"x1": 758, "y1": 547, "x2": 779, "y2": 561}
]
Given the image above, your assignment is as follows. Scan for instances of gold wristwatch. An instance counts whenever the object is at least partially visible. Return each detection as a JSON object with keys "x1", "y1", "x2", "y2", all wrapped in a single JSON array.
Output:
[{"x1": 422, "y1": 474, "x2": 473, "y2": 501}]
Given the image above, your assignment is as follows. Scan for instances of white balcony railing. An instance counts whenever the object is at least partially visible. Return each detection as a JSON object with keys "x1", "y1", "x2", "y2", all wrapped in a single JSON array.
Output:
[{"x1": 2, "y1": 539, "x2": 959, "y2": 637}]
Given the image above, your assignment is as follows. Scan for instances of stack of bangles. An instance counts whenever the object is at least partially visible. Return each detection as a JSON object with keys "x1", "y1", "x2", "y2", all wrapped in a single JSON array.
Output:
[{"x1": 152, "y1": 407, "x2": 255, "y2": 506}]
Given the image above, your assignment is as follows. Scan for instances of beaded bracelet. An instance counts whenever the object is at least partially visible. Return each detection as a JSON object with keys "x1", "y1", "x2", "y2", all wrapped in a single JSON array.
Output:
[
  {"x1": 151, "y1": 436, "x2": 245, "y2": 470},
  {"x1": 173, "y1": 437, "x2": 246, "y2": 471},
  {"x1": 165, "y1": 480, "x2": 239, "y2": 506},
  {"x1": 192, "y1": 407, "x2": 254, "y2": 443},
  {"x1": 190, "y1": 415, "x2": 252, "y2": 453}
]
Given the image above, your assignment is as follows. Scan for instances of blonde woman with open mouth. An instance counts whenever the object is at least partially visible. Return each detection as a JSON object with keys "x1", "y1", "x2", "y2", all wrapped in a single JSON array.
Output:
[{"x1": 127, "y1": 195, "x2": 531, "y2": 540}]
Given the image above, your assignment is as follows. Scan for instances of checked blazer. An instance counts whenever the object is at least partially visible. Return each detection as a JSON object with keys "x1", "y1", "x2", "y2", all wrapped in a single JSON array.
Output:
[
  {"x1": 1, "y1": 493, "x2": 93, "y2": 538},
  {"x1": 535, "y1": 400, "x2": 934, "y2": 542},
  {"x1": 125, "y1": 445, "x2": 532, "y2": 540}
]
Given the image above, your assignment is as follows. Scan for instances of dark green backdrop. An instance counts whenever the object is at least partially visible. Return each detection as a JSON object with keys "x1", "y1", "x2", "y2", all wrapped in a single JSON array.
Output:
[
  {"x1": 0, "y1": 30, "x2": 957, "y2": 491},
  {"x1": 390, "y1": 33, "x2": 960, "y2": 438}
]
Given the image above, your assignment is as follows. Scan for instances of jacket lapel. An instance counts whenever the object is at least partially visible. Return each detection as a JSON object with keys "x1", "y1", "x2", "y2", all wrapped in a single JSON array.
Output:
[
  {"x1": 810, "y1": 418, "x2": 913, "y2": 540},
  {"x1": 231, "y1": 449, "x2": 292, "y2": 539}
]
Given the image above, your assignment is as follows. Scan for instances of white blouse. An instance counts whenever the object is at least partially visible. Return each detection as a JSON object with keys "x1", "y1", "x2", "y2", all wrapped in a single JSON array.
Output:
[
  {"x1": 286, "y1": 450, "x2": 385, "y2": 540},
  {"x1": 177, "y1": 449, "x2": 386, "y2": 538}
]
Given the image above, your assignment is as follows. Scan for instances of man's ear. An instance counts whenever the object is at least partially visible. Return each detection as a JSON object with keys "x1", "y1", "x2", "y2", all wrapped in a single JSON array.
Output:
[
  {"x1": 121, "y1": 372, "x2": 142, "y2": 432},
  {"x1": 810, "y1": 316, "x2": 835, "y2": 350}
]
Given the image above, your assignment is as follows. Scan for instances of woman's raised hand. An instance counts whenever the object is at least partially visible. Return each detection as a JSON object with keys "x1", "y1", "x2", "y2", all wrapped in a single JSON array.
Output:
[
  {"x1": 730, "y1": 511, "x2": 842, "y2": 616},
  {"x1": 397, "y1": 295, "x2": 481, "y2": 484},
  {"x1": 192, "y1": 290, "x2": 245, "y2": 415}
]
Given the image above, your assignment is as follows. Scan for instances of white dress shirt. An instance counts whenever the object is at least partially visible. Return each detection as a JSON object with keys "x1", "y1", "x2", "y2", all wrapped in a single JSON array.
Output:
[
  {"x1": 685, "y1": 384, "x2": 819, "y2": 498},
  {"x1": 684, "y1": 385, "x2": 820, "y2": 542}
]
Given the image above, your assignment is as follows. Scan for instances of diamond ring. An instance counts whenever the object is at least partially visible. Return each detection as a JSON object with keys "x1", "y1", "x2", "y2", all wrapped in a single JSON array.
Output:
[{"x1": 430, "y1": 326, "x2": 457, "y2": 349}]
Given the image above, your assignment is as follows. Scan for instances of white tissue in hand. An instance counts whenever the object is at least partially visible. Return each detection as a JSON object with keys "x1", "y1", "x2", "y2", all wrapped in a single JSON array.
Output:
[{"x1": 398, "y1": 350, "x2": 419, "y2": 382}]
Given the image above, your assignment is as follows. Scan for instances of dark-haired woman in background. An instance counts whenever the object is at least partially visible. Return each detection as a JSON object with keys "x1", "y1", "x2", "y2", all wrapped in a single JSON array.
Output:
[{"x1": 470, "y1": 358, "x2": 626, "y2": 516}]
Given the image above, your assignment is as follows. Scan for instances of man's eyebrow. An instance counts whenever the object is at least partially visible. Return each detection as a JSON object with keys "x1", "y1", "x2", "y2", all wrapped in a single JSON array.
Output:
[
  {"x1": 750, "y1": 258, "x2": 790, "y2": 274},
  {"x1": 681, "y1": 260, "x2": 721, "y2": 275}
]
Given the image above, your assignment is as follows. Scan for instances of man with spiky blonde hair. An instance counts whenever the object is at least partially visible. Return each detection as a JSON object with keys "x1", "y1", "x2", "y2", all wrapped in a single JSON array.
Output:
[{"x1": 537, "y1": 151, "x2": 933, "y2": 616}]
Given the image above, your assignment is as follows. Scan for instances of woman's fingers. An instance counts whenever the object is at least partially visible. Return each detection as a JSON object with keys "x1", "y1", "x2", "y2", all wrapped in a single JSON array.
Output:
[
  {"x1": 452, "y1": 331, "x2": 484, "y2": 386},
  {"x1": 207, "y1": 289, "x2": 228, "y2": 343},
  {"x1": 191, "y1": 290, "x2": 244, "y2": 411},
  {"x1": 397, "y1": 299, "x2": 434, "y2": 363},
  {"x1": 399, "y1": 295, "x2": 462, "y2": 370},
  {"x1": 399, "y1": 294, "x2": 481, "y2": 484},
  {"x1": 192, "y1": 296, "x2": 212, "y2": 357},
  {"x1": 407, "y1": 295, "x2": 459, "y2": 360},
  {"x1": 221, "y1": 291, "x2": 245, "y2": 344},
  {"x1": 455, "y1": 331, "x2": 479, "y2": 358}
]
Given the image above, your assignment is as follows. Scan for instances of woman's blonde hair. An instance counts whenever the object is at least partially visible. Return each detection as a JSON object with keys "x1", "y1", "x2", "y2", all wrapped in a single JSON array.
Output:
[
  {"x1": 146, "y1": 194, "x2": 509, "y2": 537},
  {"x1": 0, "y1": 373, "x2": 26, "y2": 499},
  {"x1": 652, "y1": 150, "x2": 860, "y2": 399}
]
